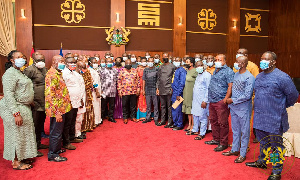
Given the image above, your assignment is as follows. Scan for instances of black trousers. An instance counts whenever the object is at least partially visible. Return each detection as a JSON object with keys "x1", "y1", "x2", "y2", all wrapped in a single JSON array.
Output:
[
  {"x1": 48, "y1": 114, "x2": 65, "y2": 158},
  {"x1": 101, "y1": 97, "x2": 115, "y2": 119},
  {"x1": 62, "y1": 108, "x2": 78, "y2": 146},
  {"x1": 32, "y1": 110, "x2": 46, "y2": 147},
  {"x1": 122, "y1": 95, "x2": 137, "y2": 119},
  {"x1": 160, "y1": 95, "x2": 173, "y2": 124}
]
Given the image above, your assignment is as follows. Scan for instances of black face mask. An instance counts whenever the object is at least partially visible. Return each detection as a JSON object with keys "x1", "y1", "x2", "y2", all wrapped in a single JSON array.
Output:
[
  {"x1": 125, "y1": 65, "x2": 132, "y2": 70},
  {"x1": 163, "y1": 58, "x2": 169, "y2": 63},
  {"x1": 115, "y1": 62, "x2": 121, "y2": 66},
  {"x1": 185, "y1": 64, "x2": 191, "y2": 69}
]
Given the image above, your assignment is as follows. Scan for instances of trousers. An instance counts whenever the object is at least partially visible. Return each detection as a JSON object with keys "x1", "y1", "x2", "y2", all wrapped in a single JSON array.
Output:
[
  {"x1": 101, "y1": 97, "x2": 115, "y2": 119},
  {"x1": 32, "y1": 110, "x2": 46, "y2": 147},
  {"x1": 146, "y1": 95, "x2": 159, "y2": 121},
  {"x1": 122, "y1": 95, "x2": 137, "y2": 119},
  {"x1": 171, "y1": 99, "x2": 183, "y2": 128},
  {"x1": 48, "y1": 114, "x2": 65, "y2": 158},
  {"x1": 192, "y1": 114, "x2": 208, "y2": 136},
  {"x1": 160, "y1": 95, "x2": 172, "y2": 124}
]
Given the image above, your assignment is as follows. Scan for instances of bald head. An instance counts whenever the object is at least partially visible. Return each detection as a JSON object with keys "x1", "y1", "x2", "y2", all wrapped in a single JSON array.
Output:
[{"x1": 236, "y1": 55, "x2": 248, "y2": 71}]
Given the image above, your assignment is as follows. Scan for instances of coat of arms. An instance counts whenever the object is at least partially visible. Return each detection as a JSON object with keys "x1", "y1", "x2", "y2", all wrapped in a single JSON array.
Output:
[{"x1": 105, "y1": 27, "x2": 131, "y2": 47}]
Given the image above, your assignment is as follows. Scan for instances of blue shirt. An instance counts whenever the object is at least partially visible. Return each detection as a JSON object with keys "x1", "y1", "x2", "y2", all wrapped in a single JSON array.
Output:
[
  {"x1": 228, "y1": 70, "x2": 255, "y2": 118},
  {"x1": 208, "y1": 64, "x2": 234, "y2": 103},
  {"x1": 171, "y1": 67, "x2": 187, "y2": 101},
  {"x1": 191, "y1": 71, "x2": 211, "y2": 116},
  {"x1": 253, "y1": 68, "x2": 299, "y2": 134}
]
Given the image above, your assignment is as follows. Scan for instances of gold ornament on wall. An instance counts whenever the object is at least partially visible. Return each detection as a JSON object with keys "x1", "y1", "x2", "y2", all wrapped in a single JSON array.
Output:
[
  {"x1": 198, "y1": 9, "x2": 217, "y2": 30},
  {"x1": 245, "y1": 13, "x2": 261, "y2": 33},
  {"x1": 105, "y1": 27, "x2": 131, "y2": 47},
  {"x1": 61, "y1": 0, "x2": 86, "y2": 24}
]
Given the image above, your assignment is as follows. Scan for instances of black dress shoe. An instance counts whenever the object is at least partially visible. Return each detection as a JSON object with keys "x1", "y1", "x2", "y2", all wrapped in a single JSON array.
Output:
[
  {"x1": 142, "y1": 119, "x2": 151, "y2": 124},
  {"x1": 170, "y1": 125, "x2": 176, "y2": 128},
  {"x1": 205, "y1": 140, "x2": 220, "y2": 145},
  {"x1": 37, "y1": 151, "x2": 44, "y2": 157},
  {"x1": 172, "y1": 126, "x2": 183, "y2": 130},
  {"x1": 164, "y1": 124, "x2": 173, "y2": 128},
  {"x1": 214, "y1": 145, "x2": 228, "y2": 152},
  {"x1": 154, "y1": 120, "x2": 159, "y2": 126},
  {"x1": 267, "y1": 173, "x2": 281, "y2": 180},
  {"x1": 206, "y1": 130, "x2": 212, "y2": 134},
  {"x1": 109, "y1": 118, "x2": 117, "y2": 123},
  {"x1": 48, "y1": 156, "x2": 68, "y2": 162},
  {"x1": 245, "y1": 161, "x2": 267, "y2": 169},
  {"x1": 76, "y1": 134, "x2": 86, "y2": 139},
  {"x1": 157, "y1": 121, "x2": 166, "y2": 126}
]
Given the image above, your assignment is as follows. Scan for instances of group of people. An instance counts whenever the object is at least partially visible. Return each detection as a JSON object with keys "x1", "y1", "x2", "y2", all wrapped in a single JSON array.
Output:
[{"x1": 0, "y1": 48, "x2": 298, "y2": 180}]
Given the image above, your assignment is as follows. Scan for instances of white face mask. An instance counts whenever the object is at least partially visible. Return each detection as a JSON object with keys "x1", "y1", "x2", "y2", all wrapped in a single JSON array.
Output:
[
  {"x1": 35, "y1": 61, "x2": 45, "y2": 69},
  {"x1": 236, "y1": 54, "x2": 244, "y2": 59},
  {"x1": 154, "y1": 59, "x2": 160, "y2": 63},
  {"x1": 195, "y1": 58, "x2": 201, "y2": 62},
  {"x1": 111, "y1": 57, "x2": 114, "y2": 60},
  {"x1": 141, "y1": 62, "x2": 147, "y2": 66},
  {"x1": 85, "y1": 62, "x2": 88, "y2": 67},
  {"x1": 105, "y1": 56, "x2": 110, "y2": 59},
  {"x1": 123, "y1": 57, "x2": 128, "y2": 60},
  {"x1": 146, "y1": 56, "x2": 150, "y2": 59},
  {"x1": 131, "y1": 58, "x2": 136, "y2": 62},
  {"x1": 95, "y1": 57, "x2": 100, "y2": 61},
  {"x1": 14, "y1": 58, "x2": 26, "y2": 68},
  {"x1": 74, "y1": 57, "x2": 78, "y2": 60},
  {"x1": 93, "y1": 64, "x2": 99, "y2": 68}
]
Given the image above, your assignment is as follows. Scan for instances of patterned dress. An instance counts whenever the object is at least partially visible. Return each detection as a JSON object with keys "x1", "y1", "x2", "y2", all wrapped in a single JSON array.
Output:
[
  {"x1": 113, "y1": 66, "x2": 124, "y2": 119},
  {"x1": 136, "y1": 67, "x2": 147, "y2": 120},
  {"x1": 0, "y1": 67, "x2": 37, "y2": 161}
]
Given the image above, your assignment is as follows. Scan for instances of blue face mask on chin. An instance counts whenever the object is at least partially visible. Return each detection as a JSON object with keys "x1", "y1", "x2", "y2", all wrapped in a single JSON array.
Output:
[{"x1": 58, "y1": 63, "x2": 65, "y2": 70}]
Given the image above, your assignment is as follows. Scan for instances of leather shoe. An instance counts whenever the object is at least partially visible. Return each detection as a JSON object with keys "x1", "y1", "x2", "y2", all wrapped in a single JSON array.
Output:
[
  {"x1": 76, "y1": 134, "x2": 86, "y2": 139},
  {"x1": 172, "y1": 126, "x2": 183, "y2": 130},
  {"x1": 63, "y1": 144, "x2": 76, "y2": 150},
  {"x1": 164, "y1": 124, "x2": 173, "y2": 128},
  {"x1": 70, "y1": 138, "x2": 83, "y2": 143},
  {"x1": 142, "y1": 119, "x2": 151, "y2": 124},
  {"x1": 245, "y1": 161, "x2": 267, "y2": 169},
  {"x1": 267, "y1": 173, "x2": 281, "y2": 180},
  {"x1": 154, "y1": 120, "x2": 159, "y2": 126},
  {"x1": 234, "y1": 155, "x2": 246, "y2": 163},
  {"x1": 157, "y1": 121, "x2": 166, "y2": 126},
  {"x1": 109, "y1": 118, "x2": 117, "y2": 123},
  {"x1": 124, "y1": 119, "x2": 128, "y2": 124},
  {"x1": 48, "y1": 156, "x2": 68, "y2": 162},
  {"x1": 214, "y1": 145, "x2": 228, "y2": 152},
  {"x1": 37, "y1": 151, "x2": 43, "y2": 157},
  {"x1": 205, "y1": 140, "x2": 220, "y2": 145},
  {"x1": 222, "y1": 151, "x2": 239, "y2": 156}
]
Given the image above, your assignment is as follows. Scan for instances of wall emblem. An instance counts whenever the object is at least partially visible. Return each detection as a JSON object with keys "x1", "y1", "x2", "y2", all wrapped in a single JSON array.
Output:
[
  {"x1": 105, "y1": 27, "x2": 131, "y2": 47},
  {"x1": 138, "y1": 3, "x2": 160, "y2": 26},
  {"x1": 198, "y1": 9, "x2": 217, "y2": 30},
  {"x1": 61, "y1": 0, "x2": 86, "y2": 24},
  {"x1": 245, "y1": 13, "x2": 261, "y2": 33}
]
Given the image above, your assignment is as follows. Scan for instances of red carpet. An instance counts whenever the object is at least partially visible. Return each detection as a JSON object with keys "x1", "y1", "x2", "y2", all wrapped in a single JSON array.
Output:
[{"x1": 0, "y1": 117, "x2": 299, "y2": 180}]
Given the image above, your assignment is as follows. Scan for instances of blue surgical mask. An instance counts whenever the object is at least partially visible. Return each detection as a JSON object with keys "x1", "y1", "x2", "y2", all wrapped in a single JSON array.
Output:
[
  {"x1": 202, "y1": 60, "x2": 207, "y2": 65},
  {"x1": 173, "y1": 61, "x2": 181, "y2": 68},
  {"x1": 58, "y1": 63, "x2": 65, "y2": 70},
  {"x1": 207, "y1": 62, "x2": 213, "y2": 67},
  {"x1": 169, "y1": 59, "x2": 172, "y2": 63},
  {"x1": 196, "y1": 66, "x2": 204, "y2": 74},
  {"x1": 195, "y1": 58, "x2": 201, "y2": 62},
  {"x1": 154, "y1": 59, "x2": 160, "y2": 64},
  {"x1": 14, "y1": 58, "x2": 26, "y2": 68},
  {"x1": 148, "y1": 62, "x2": 154, "y2": 67},
  {"x1": 234, "y1": 63, "x2": 240, "y2": 70},
  {"x1": 111, "y1": 57, "x2": 114, "y2": 60},
  {"x1": 100, "y1": 63, "x2": 106, "y2": 67},
  {"x1": 107, "y1": 63, "x2": 113, "y2": 68},
  {"x1": 137, "y1": 62, "x2": 141, "y2": 65},
  {"x1": 181, "y1": 61, "x2": 185, "y2": 66},
  {"x1": 260, "y1": 60, "x2": 270, "y2": 70},
  {"x1": 215, "y1": 62, "x2": 223, "y2": 68},
  {"x1": 236, "y1": 54, "x2": 244, "y2": 59}
]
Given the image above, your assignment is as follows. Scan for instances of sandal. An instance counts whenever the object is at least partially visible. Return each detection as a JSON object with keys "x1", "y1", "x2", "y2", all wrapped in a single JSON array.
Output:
[
  {"x1": 184, "y1": 129, "x2": 190, "y2": 132},
  {"x1": 21, "y1": 159, "x2": 34, "y2": 164},
  {"x1": 13, "y1": 162, "x2": 32, "y2": 170},
  {"x1": 186, "y1": 131, "x2": 198, "y2": 135},
  {"x1": 194, "y1": 135, "x2": 205, "y2": 140}
]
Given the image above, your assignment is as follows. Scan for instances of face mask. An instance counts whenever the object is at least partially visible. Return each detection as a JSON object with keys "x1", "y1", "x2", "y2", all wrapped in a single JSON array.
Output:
[
  {"x1": 163, "y1": 58, "x2": 169, "y2": 63},
  {"x1": 115, "y1": 62, "x2": 121, "y2": 66},
  {"x1": 131, "y1": 58, "x2": 136, "y2": 62},
  {"x1": 148, "y1": 62, "x2": 154, "y2": 67},
  {"x1": 234, "y1": 63, "x2": 241, "y2": 70},
  {"x1": 214, "y1": 62, "x2": 223, "y2": 69},
  {"x1": 14, "y1": 58, "x2": 26, "y2": 68},
  {"x1": 141, "y1": 62, "x2": 147, "y2": 67},
  {"x1": 169, "y1": 59, "x2": 172, "y2": 63},
  {"x1": 68, "y1": 63, "x2": 76, "y2": 71},
  {"x1": 105, "y1": 56, "x2": 110, "y2": 59},
  {"x1": 74, "y1": 57, "x2": 78, "y2": 60},
  {"x1": 35, "y1": 61, "x2": 45, "y2": 69},
  {"x1": 125, "y1": 64, "x2": 132, "y2": 70},
  {"x1": 95, "y1": 57, "x2": 100, "y2": 61},
  {"x1": 196, "y1": 66, "x2": 204, "y2": 74},
  {"x1": 184, "y1": 64, "x2": 191, "y2": 69},
  {"x1": 58, "y1": 63, "x2": 66, "y2": 70},
  {"x1": 111, "y1": 57, "x2": 114, "y2": 60},
  {"x1": 173, "y1": 61, "x2": 181, "y2": 68},
  {"x1": 146, "y1": 56, "x2": 150, "y2": 59},
  {"x1": 93, "y1": 64, "x2": 99, "y2": 68},
  {"x1": 100, "y1": 63, "x2": 106, "y2": 67},
  {"x1": 260, "y1": 60, "x2": 270, "y2": 70},
  {"x1": 85, "y1": 63, "x2": 88, "y2": 67},
  {"x1": 195, "y1": 58, "x2": 201, "y2": 62},
  {"x1": 123, "y1": 57, "x2": 128, "y2": 61},
  {"x1": 202, "y1": 60, "x2": 207, "y2": 65},
  {"x1": 181, "y1": 61, "x2": 185, "y2": 66},
  {"x1": 207, "y1": 62, "x2": 213, "y2": 67},
  {"x1": 154, "y1": 59, "x2": 160, "y2": 64},
  {"x1": 236, "y1": 54, "x2": 244, "y2": 59},
  {"x1": 107, "y1": 63, "x2": 113, "y2": 68}
]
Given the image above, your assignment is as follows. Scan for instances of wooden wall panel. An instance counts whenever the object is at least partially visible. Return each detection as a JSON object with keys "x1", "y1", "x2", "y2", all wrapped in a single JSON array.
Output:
[
  {"x1": 173, "y1": 0, "x2": 186, "y2": 57},
  {"x1": 268, "y1": 0, "x2": 300, "y2": 78},
  {"x1": 226, "y1": 0, "x2": 240, "y2": 66},
  {"x1": 15, "y1": 0, "x2": 33, "y2": 60},
  {"x1": 111, "y1": 0, "x2": 125, "y2": 58}
]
